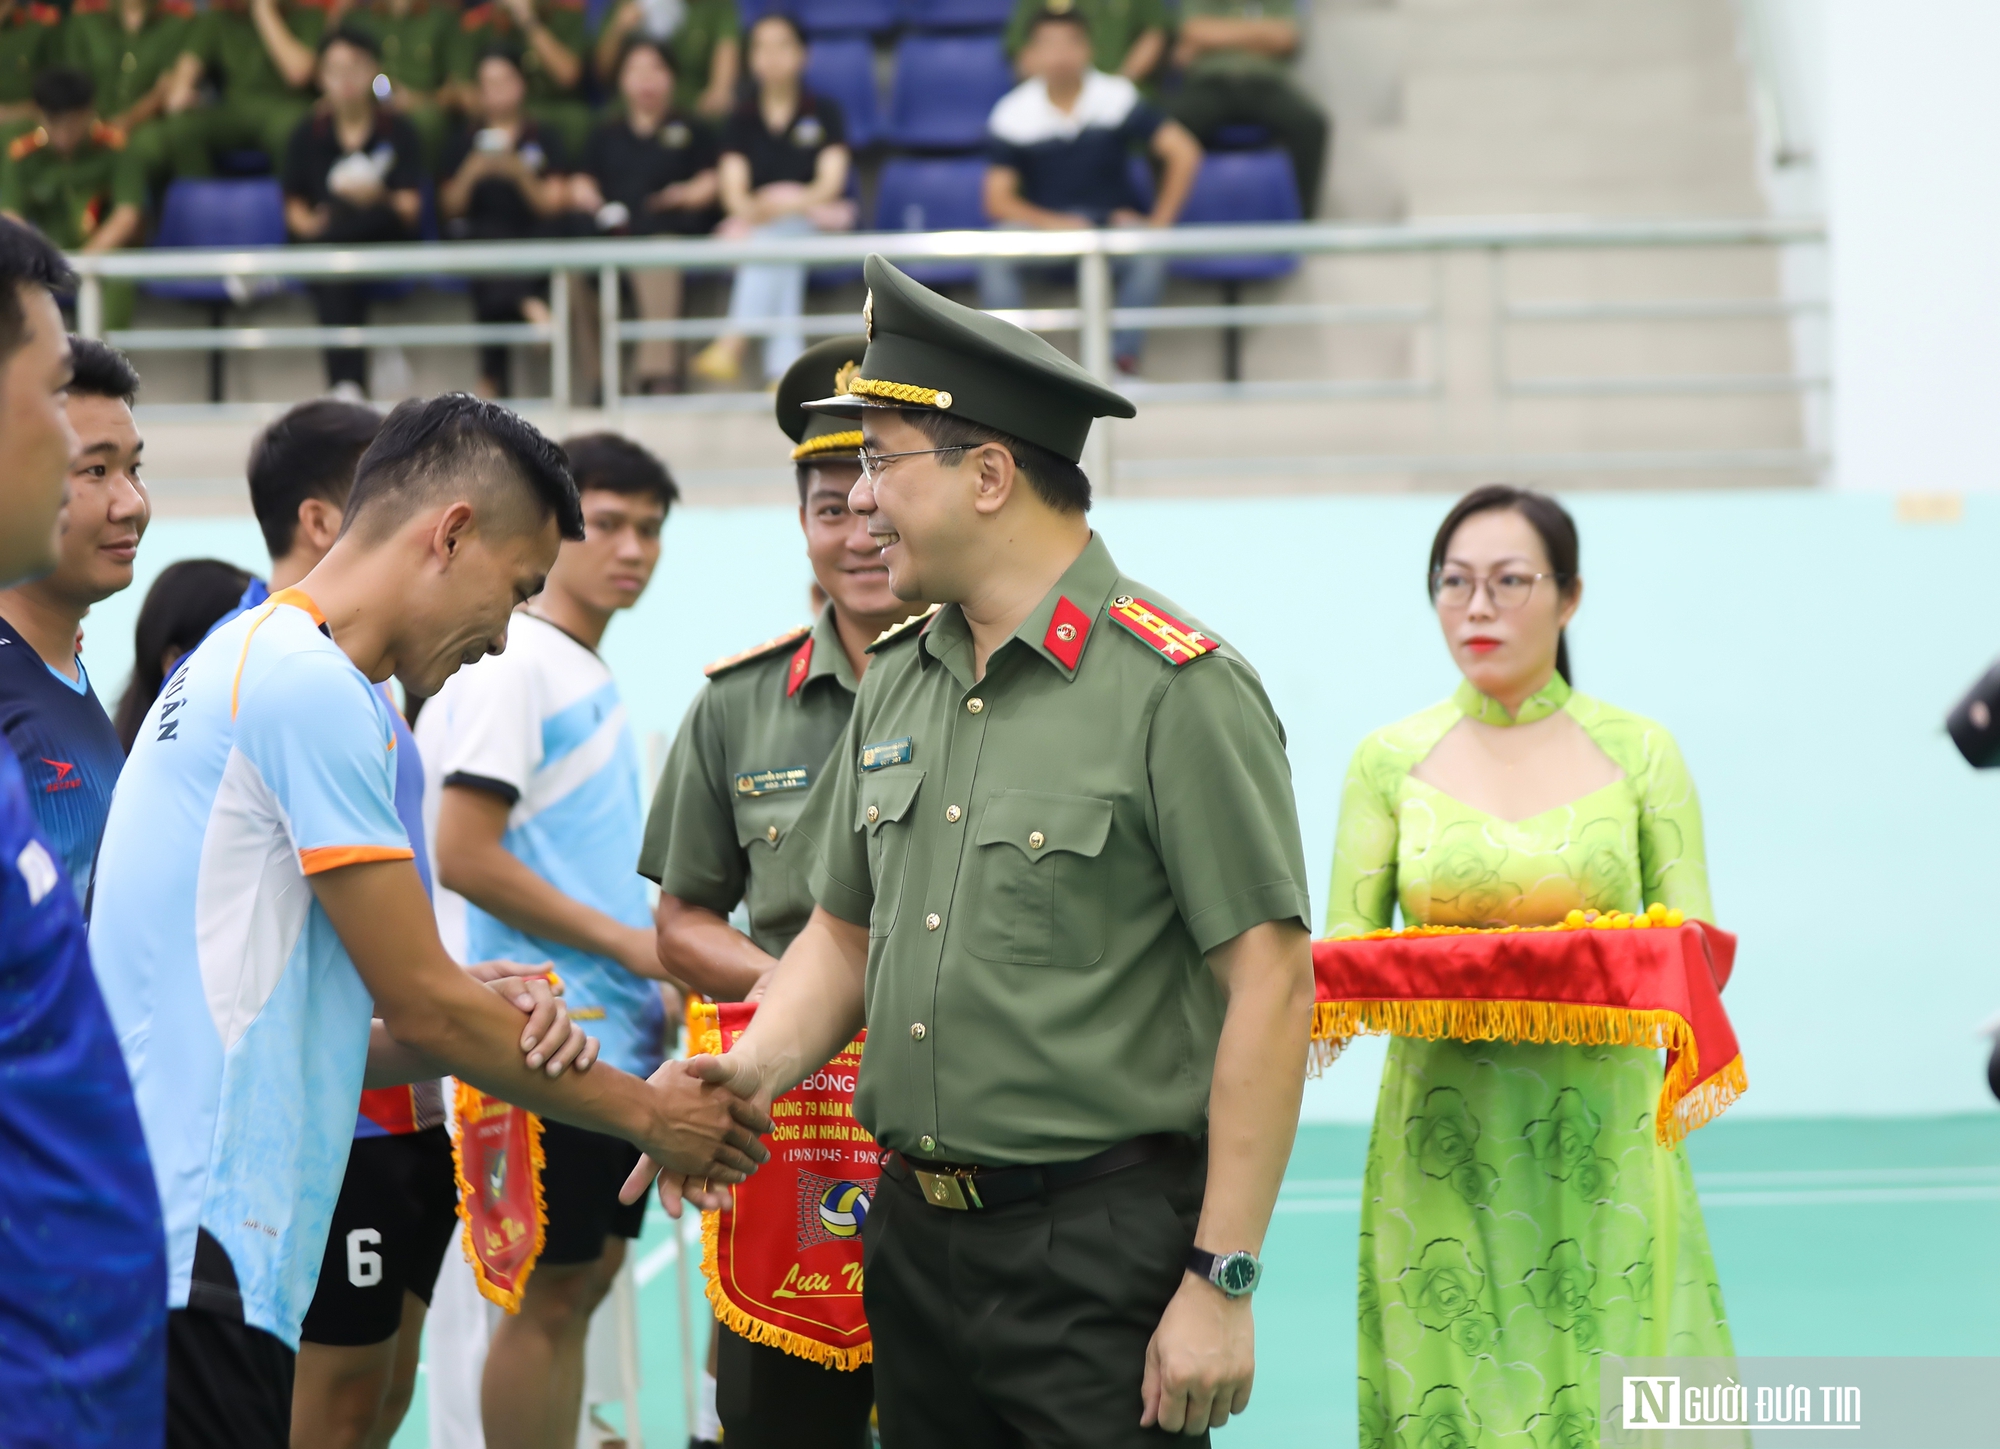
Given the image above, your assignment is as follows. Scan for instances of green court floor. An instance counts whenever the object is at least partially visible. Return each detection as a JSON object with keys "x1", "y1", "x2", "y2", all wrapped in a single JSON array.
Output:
[{"x1": 394, "y1": 1114, "x2": 2000, "y2": 1447}]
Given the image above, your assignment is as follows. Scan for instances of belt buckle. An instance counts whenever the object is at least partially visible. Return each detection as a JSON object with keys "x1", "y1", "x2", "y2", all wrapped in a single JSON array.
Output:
[{"x1": 913, "y1": 1166, "x2": 983, "y2": 1211}]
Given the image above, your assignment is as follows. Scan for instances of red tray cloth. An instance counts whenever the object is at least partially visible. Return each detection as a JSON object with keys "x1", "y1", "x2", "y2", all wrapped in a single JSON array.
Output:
[
  {"x1": 1311, "y1": 921, "x2": 1745, "y2": 1147},
  {"x1": 692, "y1": 1001, "x2": 875, "y2": 1370}
]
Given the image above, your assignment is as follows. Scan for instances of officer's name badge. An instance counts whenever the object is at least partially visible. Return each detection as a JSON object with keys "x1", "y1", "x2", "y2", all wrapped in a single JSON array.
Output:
[
  {"x1": 859, "y1": 736, "x2": 913, "y2": 771},
  {"x1": 735, "y1": 767, "x2": 811, "y2": 797}
]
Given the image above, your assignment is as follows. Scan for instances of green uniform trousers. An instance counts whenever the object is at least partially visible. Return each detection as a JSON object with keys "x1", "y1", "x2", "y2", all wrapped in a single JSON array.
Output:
[
  {"x1": 863, "y1": 1141, "x2": 1208, "y2": 1449},
  {"x1": 1169, "y1": 71, "x2": 1330, "y2": 219}
]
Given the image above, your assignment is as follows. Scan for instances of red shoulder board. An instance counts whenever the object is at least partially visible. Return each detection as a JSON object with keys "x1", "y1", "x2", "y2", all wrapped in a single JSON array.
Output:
[
  {"x1": 27, "y1": 3, "x2": 60, "y2": 23},
  {"x1": 159, "y1": 0, "x2": 196, "y2": 17},
  {"x1": 91, "y1": 120, "x2": 127, "y2": 150},
  {"x1": 703, "y1": 623, "x2": 812, "y2": 679},
  {"x1": 1106, "y1": 594, "x2": 1216, "y2": 666},
  {"x1": 460, "y1": 3, "x2": 494, "y2": 29},
  {"x1": 1042, "y1": 595, "x2": 1092, "y2": 671},
  {"x1": 784, "y1": 634, "x2": 813, "y2": 698},
  {"x1": 7, "y1": 127, "x2": 46, "y2": 161}
]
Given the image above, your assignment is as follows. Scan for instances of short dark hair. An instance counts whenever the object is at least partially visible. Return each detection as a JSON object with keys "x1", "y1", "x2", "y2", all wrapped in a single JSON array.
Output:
[
  {"x1": 344, "y1": 393, "x2": 584, "y2": 544},
  {"x1": 318, "y1": 25, "x2": 380, "y2": 60},
  {"x1": 31, "y1": 67, "x2": 95, "y2": 117},
  {"x1": 1023, "y1": 8, "x2": 1092, "y2": 43},
  {"x1": 900, "y1": 409, "x2": 1091, "y2": 514},
  {"x1": 248, "y1": 399, "x2": 383, "y2": 558},
  {"x1": 616, "y1": 34, "x2": 675, "y2": 82},
  {"x1": 562, "y1": 432, "x2": 680, "y2": 512},
  {"x1": 0, "y1": 216, "x2": 75, "y2": 364},
  {"x1": 65, "y1": 335, "x2": 138, "y2": 403},
  {"x1": 1427, "y1": 484, "x2": 1582, "y2": 683},
  {"x1": 476, "y1": 42, "x2": 526, "y2": 75},
  {"x1": 795, "y1": 455, "x2": 861, "y2": 505},
  {"x1": 112, "y1": 558, "x2": 251, "y2": 753},
  {"x1": 747, "y1": 10, "x2": 807, "y2": 50}
]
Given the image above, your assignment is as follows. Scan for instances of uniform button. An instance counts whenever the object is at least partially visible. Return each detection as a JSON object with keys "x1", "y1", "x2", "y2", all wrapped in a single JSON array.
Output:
[
  {"x1": 925, "y1": 912, "x2": 941, "y2": 931},
  {"x1": 920, "y1": 1135, "x2": 936, "y2": 1153},
  {"x1": 765, "y1": 825, "x2": 779, "y2": 843},
  {"x1": 910, "y1": 1022, "x2": 926, "y2": 1041},
  {"x1": 945, "y1": 804, "x2": 961, "y2": 823},
  {"x1": 1028, "y1": 831, "x2": 1045, "y2": 850},
  {"x1": 866, "y1": 804, "x2": 879, "y2": 823},
  {"x1": 966, "y1": 697, "x2": 984, "y2": 714}
]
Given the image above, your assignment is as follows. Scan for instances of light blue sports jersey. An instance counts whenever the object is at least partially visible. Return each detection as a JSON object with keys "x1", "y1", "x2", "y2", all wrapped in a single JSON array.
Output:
[
  {"x1": 416, "y1": 612, "x2": 663, "y2": 1077},
  {"x1": 88, "y1": 590, "x2": 415, "y2": 1348}
]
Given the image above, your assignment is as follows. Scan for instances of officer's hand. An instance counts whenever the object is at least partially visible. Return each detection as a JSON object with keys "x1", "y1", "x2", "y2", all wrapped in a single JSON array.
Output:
[
  {"x1": 618, "y1": 1060, "x2": 772, "y2": 1215},
  {"x1": 472, "y1": 966, "x2": 599, "y2": 1077},
  {"x1": 1139, "y1": 1274, "x2": 1255, "y2": 1435}
]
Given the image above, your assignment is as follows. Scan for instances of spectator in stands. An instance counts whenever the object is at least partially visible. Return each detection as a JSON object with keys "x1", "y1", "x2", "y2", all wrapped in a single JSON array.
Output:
[
  {"x1": 112, "y1": 557, "x2": 250, "y2": 753},
  {"x1": 0, "y1": 0, "x2": 61, "y2": 146},
  {"x1": 1, "y1": 68, "x2": 143, "y2": 329},
  {"x1": 162, "y1": 0, "x2": 332, "y2": 176},
  {"x1": 980, "y1": 8, "x2": 1201, "y2": 374},
  {"x1": 691, "y1": 12, "x2": 850, "y2": 388},
  {"x1": 568, "y1": 35, "x2": 719, "y2": 398},
  {"x1": 589, "y1": 0, "x2": 736, "y2": 120},
  {"x1": 1165, "y1": 0, "x2": 1329, "y2": 216},
  {"x1": 61, "y1": 0, "x2": 198, "y2": 193},
  {"x1": 282, "y1": 27, "x2": 422, "y2": 398},
  {"x1": 441, "y1": 46, "x2": 572, "y2": 399},
  {"x1": 1005, "y1": 0, "x2": 1167, "y2": 90},
  {"x1": 344, "y1": 0, "x2": 460, "y2": 170},
  {"x1": 0, "y1": 336, "x2": 147, "y2": 900},
  {"x1": 450, "y1": 0, "x2": 591, "y2": 157}
]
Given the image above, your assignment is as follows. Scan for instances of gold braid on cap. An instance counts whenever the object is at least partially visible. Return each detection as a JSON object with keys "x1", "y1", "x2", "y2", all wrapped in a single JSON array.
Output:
[
  {"x1": 848, "y1": 377, "x2": 953, "y2": 410},
  {"x1": 790, "y1": 430, "x2": 864, "y2": 461}
]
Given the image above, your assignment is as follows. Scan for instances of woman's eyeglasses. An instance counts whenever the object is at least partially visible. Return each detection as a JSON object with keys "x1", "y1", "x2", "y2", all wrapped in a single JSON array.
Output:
[{"x1": 1429, "y1": 569, "x2": 1557, "y2": 611}]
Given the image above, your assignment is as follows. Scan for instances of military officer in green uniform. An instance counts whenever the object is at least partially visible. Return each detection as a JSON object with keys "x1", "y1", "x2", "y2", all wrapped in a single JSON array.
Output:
[
  {"x1": 61, "y1": 0, "x2": 196, "y2": 188},
  {"x1": 630, "y1": 255, "x2": 1315, "y2": 1445},
  {"x1": 164, "y1": 0, "x2": 329, "y2": 174},
  {"x1": 1165, "y1": 0, "x2": 1329, "y2": 216},
  {"x1": 1005, "y1": 0, "x2": 1168, "y2": 88},
  {"x1": 589, "y1": 0, "x2": 737, "y2": 118},
  {"x1": 2, "y1": 68, "x2": 144, "y2": 327},
  {"x1": 637, "y1": 335, "x2": 903, "y2": 1448},
  {"x1": 345, "y1": 0, "x2": 455, "y2": 166},
  {"x1": 448, "y1": 0, "x2": 590, "y2": 156},
  {"x1": 0, "y1": 0, "x2": 61, "y2": 145}
]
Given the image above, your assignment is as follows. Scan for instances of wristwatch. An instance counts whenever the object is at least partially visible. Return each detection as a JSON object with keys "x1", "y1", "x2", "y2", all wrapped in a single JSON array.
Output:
[{"x1": 1187, "y1": 1247, "x2": 1262, "y2": 1298}]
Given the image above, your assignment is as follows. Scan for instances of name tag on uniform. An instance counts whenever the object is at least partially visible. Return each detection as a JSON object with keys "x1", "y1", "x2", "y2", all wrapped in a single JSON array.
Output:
[
  {"x1": 859, "y1": 736, "x2": 913, "y2": 771},
  {"x1": 735, "y1": 766, "x2": 812, "y2": 797}
]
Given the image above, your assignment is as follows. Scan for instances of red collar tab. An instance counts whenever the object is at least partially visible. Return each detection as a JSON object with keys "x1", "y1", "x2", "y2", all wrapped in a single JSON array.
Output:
[
  {"x1": 1043, "y1": 595, "x2": 1092, "y2": 671},
  {"x1": 785, "y1": 634, "x2": 814, "y2": 698},
  {"x1": 1106, "y1": 594, "x2": 1215, "y2": 666}
]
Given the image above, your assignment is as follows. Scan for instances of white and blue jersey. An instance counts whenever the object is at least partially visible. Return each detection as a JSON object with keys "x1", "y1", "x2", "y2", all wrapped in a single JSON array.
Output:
[
  {"x1": 89, "y1": 589, "x2": 416, "y2": 1348},
  {"x1": 417, "y1": 611, "x2": 662, "y2": 1078}
]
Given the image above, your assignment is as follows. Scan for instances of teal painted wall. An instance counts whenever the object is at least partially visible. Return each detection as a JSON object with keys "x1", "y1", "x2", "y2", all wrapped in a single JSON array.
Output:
[{"x1": 82, "y1": 491, "x2": 2000, "y2": 1122}]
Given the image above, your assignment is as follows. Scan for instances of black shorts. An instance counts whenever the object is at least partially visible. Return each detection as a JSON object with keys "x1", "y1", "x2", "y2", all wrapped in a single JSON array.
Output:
[
  {"x1": 540, "y1": 1118, "x2": 649, "y2": 1265},
  {"x1": 167, "y1": 1306, "x2": 295, "y2": 1449},
  {"x1": 299, "y1": 1125, "x2": 460, "y2": 1347},
  {"x1": 718, "y1": 1323, "x2": 875, "y2": 1449}
]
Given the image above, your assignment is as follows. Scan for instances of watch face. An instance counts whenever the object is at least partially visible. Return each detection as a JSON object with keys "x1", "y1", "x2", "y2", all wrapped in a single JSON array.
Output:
[{"x1": 1218, "y1": 1252, "x2": 1260, "y2": 1296}]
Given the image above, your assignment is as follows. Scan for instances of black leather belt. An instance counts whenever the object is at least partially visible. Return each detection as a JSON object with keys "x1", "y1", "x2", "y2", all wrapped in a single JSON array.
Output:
[{"x1": 882, "y1": 1133, "x2": 1198, "y2": 1211}]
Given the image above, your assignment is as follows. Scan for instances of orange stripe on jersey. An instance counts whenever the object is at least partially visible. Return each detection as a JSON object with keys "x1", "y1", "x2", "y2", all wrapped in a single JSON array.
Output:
[
  {"x1": 298, "y1": 844, "x2": 416, "y2": 875},
  {"x1": 231, "y1": 588, "x2": 329, "y2": 719}
]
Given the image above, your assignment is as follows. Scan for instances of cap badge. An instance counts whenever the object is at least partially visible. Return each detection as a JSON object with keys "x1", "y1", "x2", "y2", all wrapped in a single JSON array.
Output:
[
  {"x1": 934, "y1": 390, "x2": 953, "y2": 409},
  {"x1": 862, "y1": 289, "x2": 874, "y2": 340},
  {"x1": 833, "y1": 358, "x2": 861, "y2": 395}
]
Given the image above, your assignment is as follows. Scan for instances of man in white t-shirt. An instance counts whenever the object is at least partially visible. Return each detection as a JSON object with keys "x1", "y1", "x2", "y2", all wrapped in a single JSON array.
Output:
[{"x1": 419, "y1": 432, "x2": 682, "y2": 1449}]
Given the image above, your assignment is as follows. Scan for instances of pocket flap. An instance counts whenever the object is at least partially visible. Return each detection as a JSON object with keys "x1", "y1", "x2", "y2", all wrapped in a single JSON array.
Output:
[
  {"x1": 856, "y1": 769, "x2": 926, "y2": 835},
  {"x1": 975, "y1": 790, "x2": 1114, "y2": 860}
]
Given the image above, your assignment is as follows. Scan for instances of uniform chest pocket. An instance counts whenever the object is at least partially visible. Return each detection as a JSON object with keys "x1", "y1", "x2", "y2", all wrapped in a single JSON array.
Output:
[
  {"x1": 732, "y1": 793, "x2": 815, "y2": 936},
  {"x1": 965, "y1": 791, "x2": 1114, "y2": 967},
  {"x1": 857, "y1": 768, "x2": 925, "y2": 939}
]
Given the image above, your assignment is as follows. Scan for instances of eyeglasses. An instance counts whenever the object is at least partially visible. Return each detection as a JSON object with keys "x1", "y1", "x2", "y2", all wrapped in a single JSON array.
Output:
[
  {"x1": 1429, "y1": 568, "x2": 1560, "y2": 611},
  {"x1": 857, "y1": 444, "x2": 972, "y2": 482}
]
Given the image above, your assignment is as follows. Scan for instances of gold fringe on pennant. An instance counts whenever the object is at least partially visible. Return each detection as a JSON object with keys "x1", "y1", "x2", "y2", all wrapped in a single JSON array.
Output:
[
  {"x1": 449, "y1": 1080, "x2": 549, "y2": 1313},
  {"x1": 699, "y1": 1205, "x2": 873, "y2": 1371},
  {"x1": 1310, "y1": 998, "x2": 1738, "y2": 1148}
]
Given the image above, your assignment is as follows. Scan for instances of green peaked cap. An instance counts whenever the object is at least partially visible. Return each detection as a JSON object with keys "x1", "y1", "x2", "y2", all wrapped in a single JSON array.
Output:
[
  {"x1": 801, "y1": 254, "x2": 1136, "y2": 463},
  {"x1": 776, "y1": 333, "x2": 869, "y2": 460}
]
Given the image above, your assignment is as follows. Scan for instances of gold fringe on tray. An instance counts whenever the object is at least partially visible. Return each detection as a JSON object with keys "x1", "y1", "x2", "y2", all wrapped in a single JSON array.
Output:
[
  {"x1": 700, "y1": 1208, "x2": 874, "y2": 1371},
  {"x1": 1309, "y1": 998, "x2": 1746, "y2": 1148},
  {"x1": 449, "y1": 1080, "x2": 549, "y2": 1312}
]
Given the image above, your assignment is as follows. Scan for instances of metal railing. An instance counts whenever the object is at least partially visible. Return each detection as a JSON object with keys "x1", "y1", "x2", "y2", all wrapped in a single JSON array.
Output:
[{"x1": 68, "y1": 215, "x2": 1828, "y2": 483}]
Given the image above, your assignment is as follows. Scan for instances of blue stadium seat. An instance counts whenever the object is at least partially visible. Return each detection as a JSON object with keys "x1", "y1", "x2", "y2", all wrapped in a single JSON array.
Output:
[
  {"x1": 897, "y1": 0, "x2": 1011, "y2": 29},
  {"x1": 886, "y1": 32, "x2": 1013, "y2": 150},
  {"x1": 794, "y1": 0, "x2": 895, "y2": 34},
  {"x1": 736, "y1": 0, "x2": 790, "y2": 20},
  {"x1": 872, "y1": 156, "x2": 989, "y2": 285},
  {"x1": 806, "y1": 35, "x2": 880, "y2": 149},
  {"x1": 1169, "y1": 148, "x2": 1301, "y2": 283},
  {"x1": 144, "y1": 178, "x2": 288, "y2": 303}
]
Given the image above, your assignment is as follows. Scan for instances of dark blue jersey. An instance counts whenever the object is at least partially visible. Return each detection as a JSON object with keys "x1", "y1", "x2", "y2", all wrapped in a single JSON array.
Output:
[
  {"x1": 0, "y1": 744, "x2": 167, "y2": 1445},
  {"x1": 0, "y1": 613, "x2": 126, "y2": 904}
]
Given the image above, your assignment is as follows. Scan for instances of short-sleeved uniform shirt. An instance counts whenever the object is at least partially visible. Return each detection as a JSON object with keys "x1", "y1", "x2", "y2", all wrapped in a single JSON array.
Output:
[
  {"x1": 1004, "y1": 0, "x2": 1167, "y2": 78},
  {"x1": 987, "y1": 70, "x2": 1162, "y2": 221},
  {"x1": 579, "y1": 110, "x2": 718, "y2": 234},
  {"x1": 0, "y1": 2, "x2": 60, "y2": 110},
  {"x1": 61, "y1": 0, "x2": 195, "y2": 120},
  {"x1": 0, "y1": 126, "x2": 147, "y2": 248},
  {"x1": 190, "y1": 0, "x2": 326, "y2": 101},
  {"x1": 720, "y1": 90, "x2": 844, "y2": 189},
  {"x1": 414, "y1": 611, "x2": 664, "y2": 1078},
  {"x1": 0, "y1": 613, "x2": 126, "y2": 902},
  {"x1": 449, "y1": 0, "x2": 588, "y2": 106},
  {"x1": 347, "y1": 0, "x2": 454, "y2": 94},
  {"x1": 1178, "y1": 0, "x2": 1296, "y2": 79},
  {"x1": 639, "y1": 604, "x2": 859, "y2": 959},
  {"x1": 281, "y1": 107, "x2": 424, "y2": 210},
  {"x1": 785, "y1": 533, "x2": 1311, "y2": 1165},
  {"x1": 88, "y1": 589, "x2": 416, "y2": 1348},
  {"x1": 0, "y1": 746, "x2": 167, "y2": 1445}
]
